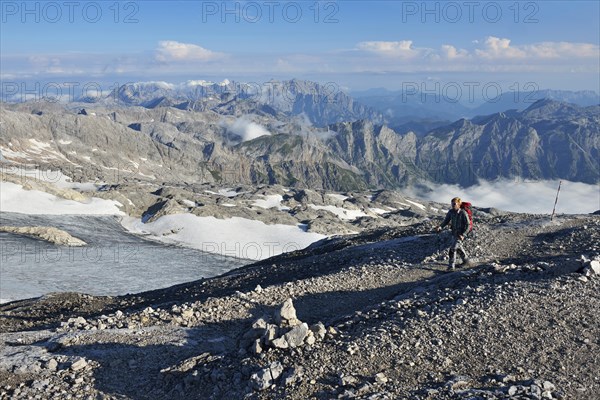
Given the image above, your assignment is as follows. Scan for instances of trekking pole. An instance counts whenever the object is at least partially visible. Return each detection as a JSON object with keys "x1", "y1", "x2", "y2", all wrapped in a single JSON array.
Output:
[{"x1": 550, "y1": 180, "x2": 562, "y2": 221}]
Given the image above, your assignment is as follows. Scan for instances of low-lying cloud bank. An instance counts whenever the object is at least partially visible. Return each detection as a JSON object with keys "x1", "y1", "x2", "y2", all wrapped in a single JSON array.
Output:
[
  {"x1": 224, "y1": 116, "x2": 271, "y2": 142},
  {"x1": 406, "y1": 179, "x2": 599, "y2": 214}
]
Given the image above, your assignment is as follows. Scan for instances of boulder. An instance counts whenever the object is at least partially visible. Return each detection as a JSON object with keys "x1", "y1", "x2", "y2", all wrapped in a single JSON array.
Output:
[
  {"x1": 271, "y1": 337, "x2": 289, "y2": 349},
  {"x1": 274, "y1": 298, "x2": 300, "y2": 327},
  {"x1": 251, "y1": 339, "x2": 263, "y2": 355},
  {"x1": 578, "y1": 255, "x2": 600, "y2": 276},
  {"x1": 310, "y1": 322, "x2": 327, "y2": 340},
  {"x1": 588, "y1": 260, "x2": 600, "y2": 275},
  {"x1": 251, "y1": 361, "x2": 284, "y2": 390},
  {"x1": 282, "y1": 323, "x2": 309, "y2": 348},
  {"x1": 262, "y1": 324, "x2": 279, "y2": 345},
  {"x1": 70, "y1": 358, "x2": 88, "y2": 371}
]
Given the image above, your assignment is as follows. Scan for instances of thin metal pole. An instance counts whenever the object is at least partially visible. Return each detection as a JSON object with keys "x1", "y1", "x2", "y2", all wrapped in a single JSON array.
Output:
[{"x1": 551, "y1": 180, "x2": 562, "y2": 221}]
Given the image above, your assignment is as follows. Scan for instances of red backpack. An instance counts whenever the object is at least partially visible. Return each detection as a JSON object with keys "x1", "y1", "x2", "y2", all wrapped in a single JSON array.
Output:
[{"x1": 461, "y1": 202, "x2": 474, "y2": 232}]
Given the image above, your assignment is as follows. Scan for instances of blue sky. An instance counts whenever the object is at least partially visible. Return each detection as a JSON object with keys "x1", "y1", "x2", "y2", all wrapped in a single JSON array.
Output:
[{"x1": 1, "y1": 1, "x2": 599, "y2": 93}]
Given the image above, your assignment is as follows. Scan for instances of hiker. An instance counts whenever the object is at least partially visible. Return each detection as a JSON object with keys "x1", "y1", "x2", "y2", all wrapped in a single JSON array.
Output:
[{"x1": 435, "y1": 197, "x2": 471, "y2": 270}]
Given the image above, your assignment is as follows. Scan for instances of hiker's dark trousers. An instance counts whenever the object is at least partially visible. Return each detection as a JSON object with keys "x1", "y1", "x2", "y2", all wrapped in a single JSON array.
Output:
[{"x1": 448, "y1": 236, "x2": 467, "y2": 267}]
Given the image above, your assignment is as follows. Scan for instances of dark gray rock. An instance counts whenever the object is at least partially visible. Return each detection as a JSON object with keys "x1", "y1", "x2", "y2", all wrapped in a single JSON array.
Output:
[{"x1": 251, "y1": 361, "x2": 284, "y2": 391}]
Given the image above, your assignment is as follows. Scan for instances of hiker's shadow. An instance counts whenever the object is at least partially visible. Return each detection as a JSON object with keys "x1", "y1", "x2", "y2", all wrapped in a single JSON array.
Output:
[{"x1": 28, "y1": 324, "x2": 236, "y2": 400}]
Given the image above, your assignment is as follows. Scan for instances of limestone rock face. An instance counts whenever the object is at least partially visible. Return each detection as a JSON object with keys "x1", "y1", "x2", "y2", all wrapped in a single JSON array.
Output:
[
  {"x1": 0, "y1": 226, "x2": 87, "y2": 246},
  {"x1": 2, "y1": 96, "x2": 596, "y2": 192}
]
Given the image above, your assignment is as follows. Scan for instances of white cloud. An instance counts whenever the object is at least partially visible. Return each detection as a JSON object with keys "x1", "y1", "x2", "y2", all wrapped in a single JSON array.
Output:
[
  {"x1": 349, "y1": 37, "x2": 599, "y2": 75},
  {"x1": 28, "y1": 56, "x2": 61, "y2": 67},
  {"x1": 475, "y1": 36, "x2": 527, "y2": 59},
  {"x1": 225, "y1": 116, "x2": 271, "y2": 142},
  {"x1": 355, "y1": 37, "x2": 599, "y2": 64},
  {"x1": 475, "y1": 37, "x2": 599, "y2": 60},
  {"x1": 405, "y1": 179, "x2": 599, "y2": 214},
  {"x1": 440, "y1": 45, "x2": 470, "y2": 60},
  {"x1": 522, "y1": 41, "x2": 599, "y2": 59},
  {"x1": 2, "y1": 36, "x2": 598, "y2": 84},
  {"x1": 356, "y1": 41, "x2": 428, "y2": 58},
  {"x1": 155, "y1": 41, "x2": 224, "y2": 62},
  {"x1": 26, "y1": 55, "x2": 86, "y2": 75}
]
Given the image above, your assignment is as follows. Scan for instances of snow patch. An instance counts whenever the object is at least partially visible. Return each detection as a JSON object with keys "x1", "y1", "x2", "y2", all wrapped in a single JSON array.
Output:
[
  {"x1": 327, "y1": 193, "x2": 349, "y2": 201},
  {"x1": 369, "y1": 207, "x2": 391, "y2": 215},
  {"x1": 27, "y1": 139, "x2": 52, "y2": 153},
  {"x1": 0, "y1": 181, "x2": 124, "y2": 215},
  {"x1": 0, "y1": 146, "x2": 31, "y2": 160},
  {"x1": 21, "y1": 139, "x2": 72, "y2": 162},
  {"x1": 309, "y1": 204, "x2": 368, "y2": 220},
  {"x1": 405, "y1": 199, "x2": 426, "y2": 210},
  {"x1": 121, "y1": 214, "x2": 326, "y2": 261},
  {"x1": 137, "y1": 171, "x2": 156, "y2": 179},
  {"x1": 253, "y1": 194, "x2": 290, "y2": 211},
  {"x1": 205, "y1": 188, "x2": 241, "y2": 197},
  {"x1": 2, "y1": 167, "x2": 100, "y2": 191}
]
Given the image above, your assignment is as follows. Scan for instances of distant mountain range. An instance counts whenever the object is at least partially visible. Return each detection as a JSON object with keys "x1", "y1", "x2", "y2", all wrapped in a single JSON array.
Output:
[
  {"x1": 1, "y1": 79, "x2": 598, "y2": 190},
  {"x1": 2, "y1": 79, "x2": 597, "y2": 129},
  {"x1": 100, "y1": 79, "x2": 384, "y2": 127},
  {"x1": 353, "y1": 88, "x2": 600, "y2": 127},
  {"x1": 2, "y1": 83, "x2": 597, "y2": 190}
]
